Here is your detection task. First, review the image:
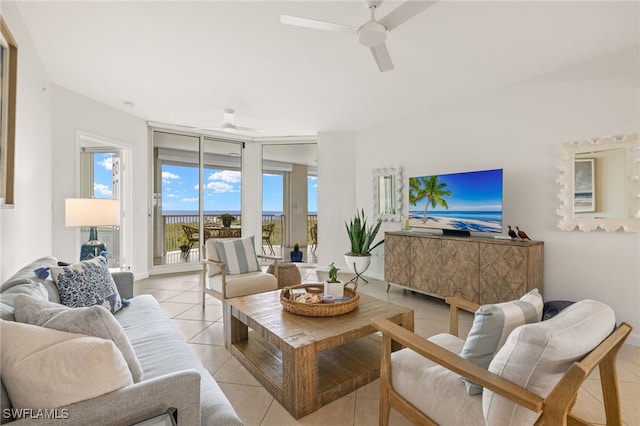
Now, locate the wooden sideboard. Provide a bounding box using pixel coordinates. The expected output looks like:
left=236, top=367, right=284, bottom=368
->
left=384, top=231, right=544, bottom=304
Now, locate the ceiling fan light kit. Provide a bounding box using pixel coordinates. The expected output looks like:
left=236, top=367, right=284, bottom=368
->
left=280, top=0, right=436, bottom=72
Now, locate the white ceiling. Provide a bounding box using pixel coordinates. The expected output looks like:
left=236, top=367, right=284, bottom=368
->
left=15, top=1, right=640, bottom=137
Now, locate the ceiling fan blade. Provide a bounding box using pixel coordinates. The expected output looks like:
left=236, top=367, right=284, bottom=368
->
left=280, top=15, right=357, bottom=34
left=379, top=1, right=437, bottom=31
left=370, top=44, right=394, bottom=72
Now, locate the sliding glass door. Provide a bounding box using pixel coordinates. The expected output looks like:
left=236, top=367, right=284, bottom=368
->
left=151, top=129, right=242, bottom=271
left=262, top=142, right=317, bottom=264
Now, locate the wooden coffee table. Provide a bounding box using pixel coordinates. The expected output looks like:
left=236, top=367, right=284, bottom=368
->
left=223, top=289, right=414, bottom=419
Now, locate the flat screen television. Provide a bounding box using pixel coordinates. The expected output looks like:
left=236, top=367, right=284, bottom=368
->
left=408, top=168, right=503, bottom=236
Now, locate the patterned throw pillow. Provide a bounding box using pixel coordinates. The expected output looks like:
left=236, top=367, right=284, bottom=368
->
left=50, top=256, right=123, bottom=313
left=13, top=294, right=143, bottom=383
left=460, top=288, right=544, bottom=395
left=215, top=236, right=260, bottom=274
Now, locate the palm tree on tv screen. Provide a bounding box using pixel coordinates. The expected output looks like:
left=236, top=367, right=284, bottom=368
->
left=409, top=175, right=452, bottom=222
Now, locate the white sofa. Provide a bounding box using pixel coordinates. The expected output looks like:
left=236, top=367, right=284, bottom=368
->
left=0, top=256, right=243, bottom=426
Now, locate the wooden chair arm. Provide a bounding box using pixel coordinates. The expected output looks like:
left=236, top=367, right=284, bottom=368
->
left=371, top=317, right=544, bottom=413
left=445, top=296, right=479, bottom=337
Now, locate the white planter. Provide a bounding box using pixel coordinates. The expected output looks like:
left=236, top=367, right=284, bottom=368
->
left=344, top=254, right=371, bottom=275
left=324, top=280, right=344, bottom=298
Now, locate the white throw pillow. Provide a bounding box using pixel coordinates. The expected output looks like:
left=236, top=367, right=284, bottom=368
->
left=0, top=320, right=133, bottom=410
left=50, top=256, right=123, bottom=313
left=460, top=288, right=543, bottom=394
left=483, top=299, right=615, bottom=425
left=215, top=236, right=260, bottom=274
left=13, top=294, right=143, bottom=383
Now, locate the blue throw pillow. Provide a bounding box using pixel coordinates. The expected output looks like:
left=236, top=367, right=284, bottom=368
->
left=50, top=256, right=123, bottom=313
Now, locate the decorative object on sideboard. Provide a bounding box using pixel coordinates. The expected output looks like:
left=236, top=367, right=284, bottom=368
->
left=507, top=225, right=517, bottom=239
left=65, top=198, right=120, bottom=261
left=557, top=133, right=639, bottom=232
left=516, top=226, right=530, bottom=240
left=345, top=209, right=385, bottom=283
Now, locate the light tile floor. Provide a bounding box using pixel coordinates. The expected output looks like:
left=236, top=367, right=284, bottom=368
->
left=134, top=269, right=640, bottom=426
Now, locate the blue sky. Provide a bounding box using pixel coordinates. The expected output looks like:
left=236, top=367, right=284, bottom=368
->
left=409, top=168, right=503, bottom=211
left=92, top=153, right=318, bottom=213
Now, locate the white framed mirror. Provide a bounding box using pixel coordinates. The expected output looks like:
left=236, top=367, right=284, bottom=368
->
left=557, top=133, right=639, bottom=232
left=373, top=167, right=403, bottom=222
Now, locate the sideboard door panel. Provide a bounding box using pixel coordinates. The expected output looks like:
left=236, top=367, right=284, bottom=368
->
left=384, top=234, right=411, bottom=286
left=411, top=237, right=442, bottom=295
left=442, top=240, right=479, bottom=303
left=479, top=244, right=527, bottom=304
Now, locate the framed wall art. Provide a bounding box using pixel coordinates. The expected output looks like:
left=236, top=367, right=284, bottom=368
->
left=0, top=17, right=17, bottom=206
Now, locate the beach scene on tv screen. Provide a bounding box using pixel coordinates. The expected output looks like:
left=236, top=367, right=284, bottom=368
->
left=408, top=169, right=503, bottom=233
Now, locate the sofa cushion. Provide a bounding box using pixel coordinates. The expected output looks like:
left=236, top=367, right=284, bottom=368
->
left=460, top=288, right=543, bottom=394
left=13, top=294, right=143, bottom=383
left=391, top=333, right=484, bottom=426
left=0, top=319, right=133, bottom=410
left=0, top=280, right=49, bottom=321
left=215, top=236, right=260, bottom=274
left=50, top=256, right=123, bottom=313
left=483, top=299, right=615, bottom=425
left=115, top=295, right=242, bottom=425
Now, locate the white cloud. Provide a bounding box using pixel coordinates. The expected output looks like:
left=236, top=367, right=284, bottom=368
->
left=94, top=183, right=112, bottom=197
left=181, top=197, right=198, bottom=203
left=165, top=194, right=179, bottom=198
left=206, top=182, right=234, bottom=193
left=208, top=170, right=241, bottom=183
left=162, top=171, right=180, bottom=179
left=98, top=156, right=113, bottom=170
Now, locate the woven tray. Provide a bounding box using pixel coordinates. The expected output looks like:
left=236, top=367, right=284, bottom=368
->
left=280, top=282, right=359, bottom=317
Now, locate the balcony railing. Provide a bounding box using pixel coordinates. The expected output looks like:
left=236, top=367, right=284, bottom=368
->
left=161, top=213, right=317, bottom=254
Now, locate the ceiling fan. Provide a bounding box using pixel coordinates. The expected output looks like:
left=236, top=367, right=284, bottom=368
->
left=280, top=0, right=436, bottom=72
left=198, top=109, right=264, bottom=134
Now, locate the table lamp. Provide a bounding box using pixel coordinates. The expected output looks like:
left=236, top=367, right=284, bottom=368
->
left=65, top=198, right=120, bottom=260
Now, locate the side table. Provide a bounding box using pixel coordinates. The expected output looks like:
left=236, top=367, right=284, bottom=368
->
left=267, top=262, right=301, bottom=288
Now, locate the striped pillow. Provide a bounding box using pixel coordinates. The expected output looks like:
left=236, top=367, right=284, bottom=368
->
left=460, top=288, right=543, bottom=395
left=215, top=236, right=260, bottom=274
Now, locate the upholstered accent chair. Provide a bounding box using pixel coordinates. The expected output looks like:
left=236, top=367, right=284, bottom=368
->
left=201, top=237, right=280, bottom=302
left=372, top=296, right=631, bottom=426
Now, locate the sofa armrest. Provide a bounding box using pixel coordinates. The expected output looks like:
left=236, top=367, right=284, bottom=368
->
left=5, top=370, right=201, bottom=425
left=112, top=271, right=134, bottom=299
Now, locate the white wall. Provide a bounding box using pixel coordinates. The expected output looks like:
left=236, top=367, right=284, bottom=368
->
left=51, top=85, right=149, bottom=277
left=349, top=49, right=640, bottom=344
left=0, top=3, right=53, bottom=281
left=316, top=132, right=357, bottom=273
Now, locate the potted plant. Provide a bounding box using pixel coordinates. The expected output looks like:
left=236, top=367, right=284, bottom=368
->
left=219, top=213, right=235, bottom=228
left=344, top=208, right=385, bottom=278
left=324, top=262, right=343, bottom=298
left=290, top=243, right=303, bottom=262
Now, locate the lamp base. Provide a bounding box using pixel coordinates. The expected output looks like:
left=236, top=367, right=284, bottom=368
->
left=80, top=227, right=107, bottom=260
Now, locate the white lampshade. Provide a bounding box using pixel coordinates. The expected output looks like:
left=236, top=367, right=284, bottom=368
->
left=65, top=198, right=120, bottom=227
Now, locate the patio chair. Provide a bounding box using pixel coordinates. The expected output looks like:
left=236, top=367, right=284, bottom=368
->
left=181, top=225, right=211, bottom=259
left=262, top=223, right=275, bottom=255
left=310, top=223, right=317, bottom=253
left=371, top=295, right=631, bottom=426
left=201, top=236, right=281, bottom=301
